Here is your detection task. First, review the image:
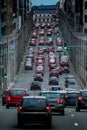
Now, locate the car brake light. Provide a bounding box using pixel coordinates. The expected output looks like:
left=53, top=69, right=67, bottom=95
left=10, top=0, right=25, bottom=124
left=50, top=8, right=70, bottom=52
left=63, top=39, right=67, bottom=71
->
left=7, top=95, right=11, bottom=101
left=46, top=106, right=50, bottom=112
left=18, top=106, right=23, bottom=111
left=78, top=96, right=83, bottom=101
left=65, top=95, right=69, bottom=98
left=56, top=99, right=64, bottom=103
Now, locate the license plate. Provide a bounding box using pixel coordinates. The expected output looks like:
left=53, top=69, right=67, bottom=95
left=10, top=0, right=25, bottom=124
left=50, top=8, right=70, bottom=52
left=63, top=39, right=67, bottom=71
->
left=51, top=106, right=55, bottom=109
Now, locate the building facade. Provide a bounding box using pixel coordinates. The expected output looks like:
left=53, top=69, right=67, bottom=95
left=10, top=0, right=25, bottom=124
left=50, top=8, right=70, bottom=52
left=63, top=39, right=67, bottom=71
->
left=0, top=0, right=32, bottom=89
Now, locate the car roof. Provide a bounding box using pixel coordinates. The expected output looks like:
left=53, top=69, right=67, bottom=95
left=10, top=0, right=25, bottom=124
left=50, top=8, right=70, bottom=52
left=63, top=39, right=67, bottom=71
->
left=40, top=90, right=61, bottom=94
left=23, top=96, right=47, bottom=99
left=66, top=90, right=80, bottom=94
left=80, top=89, right=87, bottom=92
left=8, top=87, right=28, bottom=91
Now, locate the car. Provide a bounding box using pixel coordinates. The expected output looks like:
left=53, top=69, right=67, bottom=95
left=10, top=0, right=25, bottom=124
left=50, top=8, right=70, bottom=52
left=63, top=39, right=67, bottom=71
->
left=24, top=61, right=33, bottom=70
left=30, top=81, right=41, bottom=90
left=39, top=91, right=65, bottom=115
left=49, top=70, right=59, bottom=78
left=6, top=88, right=29, bottom=108
left=54, top=67, right=63, bottom=75
left=35, top=69, right=44, bottom=76
left=76, top=89, right=87, bottom=111
left=39, top=30, right=45, bottom=36
left=60, top=55, right=69, bottom=67
left=17, top=96, right=52, bottom=127
left=56, top=37, right=63, bottom=46
left=50, top=86, right=63, bottom=91
left=49, top=76, right=59, bottom=85
left=56, top=46, right=63, bottom=52
left=1, top=89, right=8, bottom=106
left=62, top=66, right=70, bottom=73
left=47, top=32, right=52, bottom=37
left=29, top=39, right=36, bottom=46
left=37, top=48, right=44, bottom=55
left=64, top=90, right=80, bottom=106
left=33, top=73, right=43, bottom=82
left=65, top=74, right=76, bottom=85
left=38, top=39, right=45, bottom=45
left=36, top=65, right=44, bottom=72
left=49, top=63, right=57, bottom=70
left=47, top=46, right=55, bottom=53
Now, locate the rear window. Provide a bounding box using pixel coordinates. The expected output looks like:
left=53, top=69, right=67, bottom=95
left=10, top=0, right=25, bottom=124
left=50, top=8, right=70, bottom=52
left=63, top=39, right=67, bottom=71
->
left=40, top=93, right=60, bottom=99
left=52, top=87, right=60, bottom=91
left=22, top=98, right=46, bottom=107
left=82, top=91, right=87, bottom=97
left=68, top=93, right=79, bottom=97
left=3, top=90, right=8, bottom=95
left=9, top=90, right=25, bottom=95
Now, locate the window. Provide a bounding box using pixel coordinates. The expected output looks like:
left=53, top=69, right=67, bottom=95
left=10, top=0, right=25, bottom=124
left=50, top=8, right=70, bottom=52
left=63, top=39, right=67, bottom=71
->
left=84, top=15, right=87, bottom=22
left=85, top=2, right=87, bottom=9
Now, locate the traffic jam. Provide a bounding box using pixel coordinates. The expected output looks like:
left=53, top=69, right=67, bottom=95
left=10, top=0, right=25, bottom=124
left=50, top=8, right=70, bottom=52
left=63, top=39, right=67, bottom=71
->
left=1, top=12, right=87, bottom=128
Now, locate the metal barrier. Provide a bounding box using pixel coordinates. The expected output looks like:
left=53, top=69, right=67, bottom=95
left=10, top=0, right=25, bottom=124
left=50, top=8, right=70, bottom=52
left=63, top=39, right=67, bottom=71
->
left=59, top=9, right=87, bottom=88
left=0, top=15, right=33, bottom=90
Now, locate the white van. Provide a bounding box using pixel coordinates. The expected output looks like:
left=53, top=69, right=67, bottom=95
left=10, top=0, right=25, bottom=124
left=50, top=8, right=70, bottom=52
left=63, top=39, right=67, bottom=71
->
left=60, top=55, right=69, bottom=62
left=60, top=55, right=69, bottom=67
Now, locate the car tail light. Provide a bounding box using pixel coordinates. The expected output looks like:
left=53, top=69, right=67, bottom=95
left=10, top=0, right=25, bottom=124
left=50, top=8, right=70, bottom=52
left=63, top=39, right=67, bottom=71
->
left=65, top=95, right=69, bottom=98
left=18, top=106, right=23, bottom=111
left=7, top=95, right=11, bottom=101
left=56, top=99, right=64, bottom=103
left=46, top=106, right=50, bottom=112
left=78, top=96, right=83, bottom=101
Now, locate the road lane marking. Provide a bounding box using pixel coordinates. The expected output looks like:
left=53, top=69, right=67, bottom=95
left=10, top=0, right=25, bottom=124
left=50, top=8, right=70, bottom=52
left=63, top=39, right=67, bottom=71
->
left=71, top=114, right=74, bottom=117
left=74, top=123, right=78, bottom=127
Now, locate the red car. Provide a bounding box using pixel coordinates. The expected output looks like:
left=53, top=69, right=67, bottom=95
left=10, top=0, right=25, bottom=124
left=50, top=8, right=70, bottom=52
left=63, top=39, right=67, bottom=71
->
left=37, top=48, right=44, bottom=55
left=38, top=39, right=45, bottom=45
left=60, top=61, right=69, bottom=67
left=36, top=59, right=44, bottom=66
left=6, top=88, right=29, bottom=108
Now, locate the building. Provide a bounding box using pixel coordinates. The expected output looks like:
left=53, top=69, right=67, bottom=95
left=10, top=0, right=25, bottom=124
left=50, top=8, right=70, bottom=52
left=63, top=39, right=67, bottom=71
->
left=0, top=0, right=32, bottom=89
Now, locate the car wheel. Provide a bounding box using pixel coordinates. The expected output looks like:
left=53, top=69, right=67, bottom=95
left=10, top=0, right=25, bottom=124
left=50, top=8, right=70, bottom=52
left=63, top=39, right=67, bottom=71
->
left=17, top=119, right=23, bottom=127
left=2, top=102, right=5, bottom=106
left=6, top=104, right=9, bottom=109
left=46, top=120, right=52, bottom=128
left=61, top=110, right=65, bottom=115
left=76, top=106, right=80, bottom=112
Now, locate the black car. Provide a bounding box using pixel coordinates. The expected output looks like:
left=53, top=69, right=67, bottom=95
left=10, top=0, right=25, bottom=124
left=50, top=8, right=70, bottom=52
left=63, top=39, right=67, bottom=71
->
left=49, top=76, right=59, bottom=85
left=1, top=89, right=8, bottom=106
left=30, top=81, right=41, bottom=90
left=64, top=90, right=80, bottom=106
left=76, top=89, right=87, bottom=111
left=39, top=91, right=65, bottom=115
left=33, top=74, right=43, bottom=82
left=17, top=96, right=52, bottom=128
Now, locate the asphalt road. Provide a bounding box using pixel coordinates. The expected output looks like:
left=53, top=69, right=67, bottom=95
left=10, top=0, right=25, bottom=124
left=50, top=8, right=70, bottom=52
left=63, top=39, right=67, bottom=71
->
left=0, top=21, right=86, bottom=130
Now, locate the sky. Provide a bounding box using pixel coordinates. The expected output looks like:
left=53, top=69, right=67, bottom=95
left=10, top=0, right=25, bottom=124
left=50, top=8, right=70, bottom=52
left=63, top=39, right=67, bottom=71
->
left=31, top=0, right=60, bottom=6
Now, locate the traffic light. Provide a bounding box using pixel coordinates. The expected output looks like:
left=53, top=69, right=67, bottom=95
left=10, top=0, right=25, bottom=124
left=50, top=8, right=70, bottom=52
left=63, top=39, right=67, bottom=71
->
left=4, top=73, right=7, bottom=79
left=64, top=42, right=68, bottom=50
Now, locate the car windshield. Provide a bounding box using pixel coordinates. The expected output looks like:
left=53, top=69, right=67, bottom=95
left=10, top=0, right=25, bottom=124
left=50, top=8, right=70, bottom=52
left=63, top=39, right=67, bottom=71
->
left=22, top=98, right=46, bottom=107
left=40, top=93, right=60, bottom=99
left=10, top=90, right=25, bottom=95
